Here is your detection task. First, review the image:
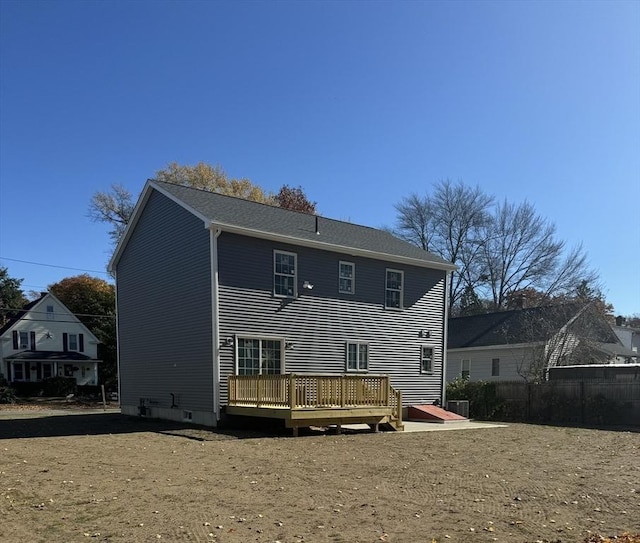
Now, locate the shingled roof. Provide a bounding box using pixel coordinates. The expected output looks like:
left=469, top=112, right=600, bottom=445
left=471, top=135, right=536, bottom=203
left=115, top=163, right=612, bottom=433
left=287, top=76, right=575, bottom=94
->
left=111, top=180, right=455, bottom=271
left=448, top=304, right=619, bottom=349
left=0, top=293, right=45, bottom=335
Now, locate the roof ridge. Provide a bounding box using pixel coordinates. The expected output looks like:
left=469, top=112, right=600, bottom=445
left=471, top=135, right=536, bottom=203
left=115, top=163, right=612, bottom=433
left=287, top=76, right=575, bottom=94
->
left=152, top=179, right=391, bottom=233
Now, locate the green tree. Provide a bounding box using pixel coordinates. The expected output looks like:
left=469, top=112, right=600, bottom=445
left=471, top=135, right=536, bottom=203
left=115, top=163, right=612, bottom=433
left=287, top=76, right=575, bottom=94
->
left=48, top=275, right=117, bottom=388
left=0, top=267, right=27, bottom=327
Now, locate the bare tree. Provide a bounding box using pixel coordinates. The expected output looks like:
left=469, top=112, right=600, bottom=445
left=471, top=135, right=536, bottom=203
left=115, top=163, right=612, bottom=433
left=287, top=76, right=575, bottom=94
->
left=394, top=180, right=493, bottom=308
left=477, top=200, right=597, bottom=309
left=88, top=184, right=135, bottom=246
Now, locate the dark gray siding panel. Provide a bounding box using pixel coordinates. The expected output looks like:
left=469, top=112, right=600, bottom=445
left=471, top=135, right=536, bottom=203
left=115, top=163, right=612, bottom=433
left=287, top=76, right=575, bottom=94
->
left=218, top=233, right=446, bottom=406
left=116, top=190, right=213, bottom=412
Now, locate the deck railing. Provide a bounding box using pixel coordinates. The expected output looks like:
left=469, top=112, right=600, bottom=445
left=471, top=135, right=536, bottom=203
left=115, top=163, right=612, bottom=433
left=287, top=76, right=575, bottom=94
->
left=228, top=374, right=393, bottom=410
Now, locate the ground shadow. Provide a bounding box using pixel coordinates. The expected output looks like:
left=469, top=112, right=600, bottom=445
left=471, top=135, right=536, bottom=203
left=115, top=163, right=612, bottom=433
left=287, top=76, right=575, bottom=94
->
left=0, top=412, right=288, bottom=441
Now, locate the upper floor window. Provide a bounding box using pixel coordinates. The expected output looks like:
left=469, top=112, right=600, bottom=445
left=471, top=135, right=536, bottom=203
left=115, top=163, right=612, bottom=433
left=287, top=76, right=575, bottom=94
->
left=63, top=332, right=84, bottom=352
left=274, top=250, right=297, bottom=298
left=491, top=358, right=500, bottom=376
left=46, top=305, right=54, bottom=320
left=339, top=261, right=355, bottom=294
left=385, top=269, right=404, bottom=309
left=18, top=331, right=29, bottom=349
left=420, top=346, right=434, bottom=374
left=346, top=342, right=368, bottom=372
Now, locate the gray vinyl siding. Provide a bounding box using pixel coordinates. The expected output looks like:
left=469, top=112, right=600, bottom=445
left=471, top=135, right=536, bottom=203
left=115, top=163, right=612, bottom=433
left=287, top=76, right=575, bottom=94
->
left=446, top=347, right=532, bottom=382
left=116, top=191, right=213, bottom=412
left=218, top=233, right=446, bottom=406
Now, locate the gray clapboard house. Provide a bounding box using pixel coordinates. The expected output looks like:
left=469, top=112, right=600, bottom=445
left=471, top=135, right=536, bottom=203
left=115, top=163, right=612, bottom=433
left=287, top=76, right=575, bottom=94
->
left=109, top=180, right=456, bottom=429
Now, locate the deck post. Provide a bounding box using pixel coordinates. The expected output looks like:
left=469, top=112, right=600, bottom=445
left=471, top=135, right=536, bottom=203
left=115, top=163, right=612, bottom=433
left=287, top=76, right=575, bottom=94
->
left=257, top=375, right=263, bottom=407
left=288, top=374, right=296, bottom=408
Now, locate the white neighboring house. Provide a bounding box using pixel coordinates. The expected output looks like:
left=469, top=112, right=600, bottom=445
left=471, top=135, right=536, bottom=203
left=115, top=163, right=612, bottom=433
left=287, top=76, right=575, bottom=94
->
left=446, top=305, right=637, bottom=383
left=0, top=292, right=100, bottom=386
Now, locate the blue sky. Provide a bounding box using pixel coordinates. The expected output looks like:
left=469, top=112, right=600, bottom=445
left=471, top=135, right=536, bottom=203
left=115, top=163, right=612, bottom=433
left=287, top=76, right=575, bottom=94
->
left=1, top=0, right=638, bottom=315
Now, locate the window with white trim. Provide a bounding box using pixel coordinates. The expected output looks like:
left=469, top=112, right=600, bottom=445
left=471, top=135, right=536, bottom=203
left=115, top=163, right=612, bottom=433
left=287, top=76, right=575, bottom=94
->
left=420, top=346, right=434, bottom=374
left=68, top=334, right=79, bottom=351
left=461, top=359, right=470, bottom=379
left=274, top=250, right=297, bottom=298
left=46, top=305, right=54, bottom=320
left=385, top=269, right=404, bottom=309
left=491, top=358, right=500, bottom=376
left=339, top=261, right=355, bottom=294
left=42, top=363, right=53, bottom=379
left=346, top=342, right=368, bottom=372
left=236, top=337, right=284, bottom=375
left=18, top=331, right=29, bottom=349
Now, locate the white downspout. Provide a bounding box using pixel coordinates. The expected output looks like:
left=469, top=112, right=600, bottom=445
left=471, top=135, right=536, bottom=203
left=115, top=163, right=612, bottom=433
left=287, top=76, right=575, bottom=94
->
left=210, top=224, right=222, bottom=423
left=441, top=270, right=451, bottom=407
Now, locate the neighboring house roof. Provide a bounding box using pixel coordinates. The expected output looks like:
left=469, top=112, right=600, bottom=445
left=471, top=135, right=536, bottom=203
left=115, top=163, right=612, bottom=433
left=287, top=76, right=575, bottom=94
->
left=109, top=180, right=456, bottom=272
left=0, top=294, right=44, bottom=335
left=0, top=292, right=101, bottom=345
left=595, top=342, right=638, bottom=359
left=448, top=304, right=619, bottom=349
left=4, top=351, right=98, bottom=362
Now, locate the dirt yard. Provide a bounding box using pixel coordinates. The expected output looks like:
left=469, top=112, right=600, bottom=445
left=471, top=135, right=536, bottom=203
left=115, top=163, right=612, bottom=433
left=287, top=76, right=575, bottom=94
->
left=0, top=406, right=638, bottom=543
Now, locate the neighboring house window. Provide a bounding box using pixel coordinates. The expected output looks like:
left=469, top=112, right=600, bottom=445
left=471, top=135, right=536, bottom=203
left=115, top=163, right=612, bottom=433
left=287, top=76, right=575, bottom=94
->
left=236, top=337, right=283, bottom=375
left=42, top=363, right=53, bottom=379
left=18, top=331, right=29, bottom=349
left=63, top=333, right=84, bottom=352
left=385, top=269, right=404, bottom=309
left=12, top=362, right=25, bottom=381
left=346, top=342, right=368, bottom=371
left=46, top=305, right=54, bottom=320
left=491, top=358, right=500, bottom=376
left=421, top=346, right=434, bottom=374
left=461, top=359, right=470, bottom=379
left=339, top=261, right=355, bottom=294
left=274, top=250, right=297, bottom=298
left=64, top=364, right=74, bottom=377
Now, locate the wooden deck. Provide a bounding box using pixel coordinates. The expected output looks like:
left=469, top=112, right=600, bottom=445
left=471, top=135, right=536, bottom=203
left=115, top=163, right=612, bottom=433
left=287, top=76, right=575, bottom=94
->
left=227, top=374, right=404, bottom=435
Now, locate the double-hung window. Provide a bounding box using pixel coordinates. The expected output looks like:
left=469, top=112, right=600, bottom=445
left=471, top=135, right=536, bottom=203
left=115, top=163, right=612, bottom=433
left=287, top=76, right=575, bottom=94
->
left=236, top=337, right=283, bottom=375
left=18, top=331, right=29, bottom=349
left=420, top=346, right=434, bottom=374
left=274, top=250, right=297, bottom=298
left=385, top=269, right=404, bottom=309
left=461, top=359, right=470, bottom=379
left=491, top=358, right=500, bottom=377
left=346, top=342, right=368, bottom=372
left=339, top=261, right=355, bottom=294
left=46, top=305, right=54, bottom=320
left=68, top=334, right=79, bottom=351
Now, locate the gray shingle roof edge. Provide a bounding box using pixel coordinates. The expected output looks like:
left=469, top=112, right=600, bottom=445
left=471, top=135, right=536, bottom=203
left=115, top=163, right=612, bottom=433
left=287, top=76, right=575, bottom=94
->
left=112, top=180, right=456, bottom=272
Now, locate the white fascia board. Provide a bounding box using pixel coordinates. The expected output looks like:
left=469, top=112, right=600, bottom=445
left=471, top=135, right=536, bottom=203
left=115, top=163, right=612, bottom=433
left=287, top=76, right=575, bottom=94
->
left=108, top=180, right=211, bottom=273
left=207, top=222, right=457, bottom=272
left=448, top=341, right=546, bottom=353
